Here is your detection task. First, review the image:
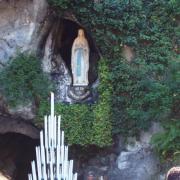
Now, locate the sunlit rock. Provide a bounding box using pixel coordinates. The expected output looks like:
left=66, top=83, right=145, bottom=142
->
left=8, top=102, right=35, bottom=120
left=0, top=0, right=47, bottom=67
left=116, top=122, right=164, bottom=180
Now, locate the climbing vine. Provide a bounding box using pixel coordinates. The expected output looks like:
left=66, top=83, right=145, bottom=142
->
left=0, top=0, right=179, bottom=153
left=46, top=0, right=180, bottom=156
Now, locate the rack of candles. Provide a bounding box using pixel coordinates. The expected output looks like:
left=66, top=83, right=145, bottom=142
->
left=28, top=92, right=78, bottom=180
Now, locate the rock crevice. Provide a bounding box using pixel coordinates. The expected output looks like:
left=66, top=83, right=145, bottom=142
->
left=0, top=115, right=39, bottom=139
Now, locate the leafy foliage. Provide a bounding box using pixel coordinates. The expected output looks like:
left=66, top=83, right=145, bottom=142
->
left=38, top=102, right=94, bottom=146
left=47, top=0, right=180, bottom=150
left=48, top=0, right=180, bottom=136
left=0, top=0, right=179, bottom=150
left=151, top=119, right=180, bottom=161
left=111, top=58, right=173, bottom=135
left=0, top=53, right=52, bottom=106
left=151, top=59, right=180, bottom=161
left=91, top=59, right=112, bottom=146
left=56, top=103, right=94, bottom=146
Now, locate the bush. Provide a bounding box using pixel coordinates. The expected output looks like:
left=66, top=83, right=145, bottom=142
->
left=151, top=119, right=180, bottom=161
left=0, top=53, right=52, bottom=107
left=56, top=103, right=94, bottom=146
left=91, top=59, right=112, bottom=146
left=45, top=0, right=180, bottom=151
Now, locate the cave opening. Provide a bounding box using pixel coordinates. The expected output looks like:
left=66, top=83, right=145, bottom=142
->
left=0, top=133, right=39, bottom=180
left=43, top=18, right=99, bottom=85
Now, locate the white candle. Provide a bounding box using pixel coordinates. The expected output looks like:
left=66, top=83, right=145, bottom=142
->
left=56, top=145, right=60, bottom=178
left=50, top=159, right=54, bottom=180
left=44, top=116, right=48, bottom=149
left=41, top=145, right=46, bottom=168
left=28, top=174, right=32, bottom=180
left=71, top=160, right=74, bottom=180
left=31, top=161, right=37, bottom=180
left=57, top=116, right=61, bottom=146
left=73, top=173, right=78, bottom=180
left=48, top=115, right=52, bottom=147
left=51, top=92, right=54, bottom=118
left=38, top=148, right=42, bottom=179
left=68, top=161, right=72, bottom=180
left=40, top=131, right=44, bottom=163
left=54, top=115, right=57, bottom=147
left=29, top=92, right=77, bottom=180
left=62, top=131, right=64, bottom=147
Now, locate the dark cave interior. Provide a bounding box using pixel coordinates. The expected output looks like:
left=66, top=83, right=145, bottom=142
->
left=0, top=133, right=39, bottom=180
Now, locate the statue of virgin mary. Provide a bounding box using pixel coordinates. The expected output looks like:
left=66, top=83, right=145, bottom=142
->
left=71, top=29, right=89, bottom=86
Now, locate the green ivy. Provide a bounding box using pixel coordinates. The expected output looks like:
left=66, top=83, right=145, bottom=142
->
left=111, top=58, right=173, bottom=135
left=0, top=53, right=52, bottom=107
left=48, top=0, right=180, bottom=135
left=151, top=119, right=180, bottom=161
left=91, top=59, right=112, bottom=146
left=56, top=103, right=94, bottom=146
left=46, top=0, right=180, bottom=150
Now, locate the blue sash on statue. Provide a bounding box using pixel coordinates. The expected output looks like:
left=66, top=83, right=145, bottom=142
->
left=76, top=48, right=83, bottom=77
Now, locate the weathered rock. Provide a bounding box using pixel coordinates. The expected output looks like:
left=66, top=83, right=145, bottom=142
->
left=79, top=123, right=164, bottom=180
left=0, top=115, right=39, bottom=139
left=117, top=148, right=159, bottom=180
left=0, top=158, right=16, bottom=180
left=42, top=29, right=53, bottom=73
left=0, top=172, right=11, bottom=180
left=52, top=55, right=72, bottom=103
left=62, top=121, right=170, bottom=180
left=121, top=45, right=135, bottom=62
left=8, top=102, right=36, bottom=120
left=0, top=0, right=48, bottom=118
left=116, top=122, right=164, bottom=180
left=0, top=0, right=48, bottom=66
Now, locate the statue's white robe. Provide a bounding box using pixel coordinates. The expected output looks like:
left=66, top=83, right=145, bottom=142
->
left=71, top=38, right=89, bottom=86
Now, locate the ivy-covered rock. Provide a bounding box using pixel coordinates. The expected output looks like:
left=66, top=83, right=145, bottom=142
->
left=47, top=0, right=180, bottom=157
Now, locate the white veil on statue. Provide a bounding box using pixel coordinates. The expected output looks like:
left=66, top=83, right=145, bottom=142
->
left=71, top=29, right=89, bottom=86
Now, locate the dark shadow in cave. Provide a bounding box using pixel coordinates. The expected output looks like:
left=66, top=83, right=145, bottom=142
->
left=0, top=133, right=39, bottom=180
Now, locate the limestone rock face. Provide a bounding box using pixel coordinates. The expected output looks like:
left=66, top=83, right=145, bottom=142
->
left=0, top=0, right=99, bottom=117
left=116, top=122, right=164, bottom=180
left=8, top=102, right=36, bottom=120
left=0, top=0, right=48, bottom=118
left=0, top=173, right=11, bottom=180
left=121, top=45, right=135, bottom=62
left=76, top=122, right=164, bottom=180
left=0, top=0, right=48, bottom=69
left=53, top=56, right=72, bottom=103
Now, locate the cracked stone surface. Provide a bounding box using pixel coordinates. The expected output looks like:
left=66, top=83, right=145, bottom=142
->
left=0, top=0, right=47, bottom=68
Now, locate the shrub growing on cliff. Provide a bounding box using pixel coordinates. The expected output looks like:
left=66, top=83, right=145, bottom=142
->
left=40, top=0, right=180, bottom=152
left=91, top=59, right=112, bottom=146
left=0, top=53, right=52, bottom=107
left=151, top=119, right=180, bottom=161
